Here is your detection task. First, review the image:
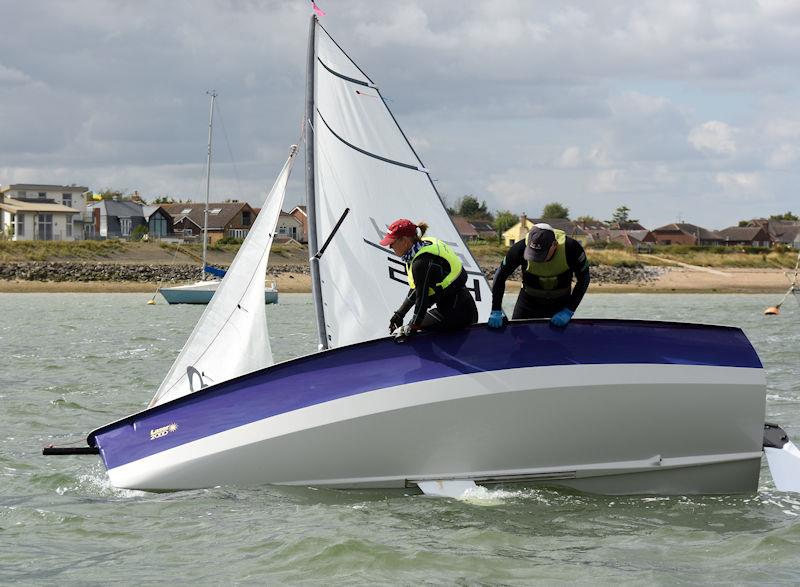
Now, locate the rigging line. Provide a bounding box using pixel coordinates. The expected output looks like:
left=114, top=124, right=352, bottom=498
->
left=214, top=99, right=244, bottom=200
left=316, top=109, right=425, bottom=172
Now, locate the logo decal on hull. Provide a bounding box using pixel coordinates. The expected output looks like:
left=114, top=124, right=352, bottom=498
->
left=150, top=423, right=179, bottom=440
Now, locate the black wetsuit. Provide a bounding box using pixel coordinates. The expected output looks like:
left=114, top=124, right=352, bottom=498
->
left=491, top=237, right=590, bottom=319
left=394, top=252, right=478, bottom=332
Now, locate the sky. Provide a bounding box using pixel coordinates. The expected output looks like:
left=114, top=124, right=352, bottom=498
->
left=1, top=0, right=799, bottom=229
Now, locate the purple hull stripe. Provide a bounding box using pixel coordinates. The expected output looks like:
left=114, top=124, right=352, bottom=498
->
left=89, top=320, right=762, bottom=470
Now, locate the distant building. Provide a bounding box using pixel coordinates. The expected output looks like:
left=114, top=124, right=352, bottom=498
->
left=142, top=205, right=174, bottom=239
left=717, top=226, right=772, bottom=247
left=451, top=216, right=479, bottom=241
left=85, top=200, right=147, bottom=239
left=650, top=223, right=723, bottom=246
left=467, top=219, right=497, bottom=240
left=289, top=205, right=308, bottom=243
left=0, top=183, right=86, bottom=241
left=277, top=211, right=303, bottom=242
left=161, top=202, right=256, bottom=243
left=501, top=214, right=589, bottom=246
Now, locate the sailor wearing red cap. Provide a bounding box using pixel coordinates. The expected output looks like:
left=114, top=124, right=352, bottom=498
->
left=488, top=224, right=590, bottom=328
left=380, top=218, right=478, bottom=335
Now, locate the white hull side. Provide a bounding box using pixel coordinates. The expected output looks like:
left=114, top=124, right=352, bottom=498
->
left=108, top=364, right=766, bottom=494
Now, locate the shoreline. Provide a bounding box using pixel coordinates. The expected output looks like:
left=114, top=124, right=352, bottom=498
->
left=0, top=267, right=791, bottom=294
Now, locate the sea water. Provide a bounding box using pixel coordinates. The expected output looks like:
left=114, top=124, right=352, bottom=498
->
left=0, top=293, right=798, bottom=584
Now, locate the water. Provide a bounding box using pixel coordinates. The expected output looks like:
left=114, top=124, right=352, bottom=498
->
left=1, top=293, right=798, bottom=584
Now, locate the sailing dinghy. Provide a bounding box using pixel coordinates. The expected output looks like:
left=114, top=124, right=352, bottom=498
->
left=49, top=17, right=800, bottom=496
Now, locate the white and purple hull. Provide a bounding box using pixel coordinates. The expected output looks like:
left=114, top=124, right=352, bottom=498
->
left=88, top=320, right=766, bottom=494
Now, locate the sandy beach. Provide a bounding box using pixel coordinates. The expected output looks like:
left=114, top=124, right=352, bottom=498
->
left=0, top=267, right=792, bottom=295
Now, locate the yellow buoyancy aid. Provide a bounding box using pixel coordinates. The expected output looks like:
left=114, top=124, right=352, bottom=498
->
left=523, top=229, right=571, bottom=298
left=406, top=237, right=463, bottom=296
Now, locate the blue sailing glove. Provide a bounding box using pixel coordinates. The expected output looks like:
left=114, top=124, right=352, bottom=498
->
left=550, top=308, right=574, bottom=328
left=488, top=309, right=506, bottom=329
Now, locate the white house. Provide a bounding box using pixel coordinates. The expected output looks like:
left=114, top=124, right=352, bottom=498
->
left=277, top=210, right=303, bottom=242
left=0, top=184, right=85, bottom=241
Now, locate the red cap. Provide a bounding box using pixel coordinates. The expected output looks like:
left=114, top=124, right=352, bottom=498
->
left=380, top=219, right=417, bottom=246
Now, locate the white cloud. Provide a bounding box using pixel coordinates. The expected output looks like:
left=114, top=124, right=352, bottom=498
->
left=556, top=146, right=581, bottom=168
left=766, top=144, right=800, bottom=169
left=715, top=172, right=760, bottom=190
left=688, top=121, right=738, bottom=155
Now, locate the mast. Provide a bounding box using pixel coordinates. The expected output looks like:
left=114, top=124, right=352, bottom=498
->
left=201, top=90, right=217, bottom=280
left=305, top=15, right=328, bottom=349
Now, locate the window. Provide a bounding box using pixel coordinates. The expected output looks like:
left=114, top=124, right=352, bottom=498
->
left=209, top=208, right=222, bottom=215
left=151, top=215, right=168, bottom=237
left=35, top=213, right=53, bottom=240
left=181, top=208, right=193, bottom=214
left=62, top=193, right=72, bottom=207
left=278, top=226, right=287, bottom=234
left=14, top=213, right=25, bottom=237
left=119, top=217, right=132, bottom=237
left=16, top=191, right=26, bottom=197
left=229, top=228, right=248, bottom=239
left=66, top=218, right=73, bottom=238
left=242, top=211, right=252, bottom=226
left=38, top=192, right=47, bottom=199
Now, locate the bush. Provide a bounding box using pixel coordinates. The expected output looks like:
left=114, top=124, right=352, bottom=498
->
left=217, top=236, right=244, bottom=246
left=130, top=225, right=149, bottom=241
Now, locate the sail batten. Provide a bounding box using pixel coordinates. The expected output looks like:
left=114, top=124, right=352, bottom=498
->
left=309, top=19, right=491, bottom=349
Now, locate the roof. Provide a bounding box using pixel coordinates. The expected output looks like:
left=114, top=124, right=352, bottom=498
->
left=652, top=223, right=722, bottom=240
left=102, top=200, right=145, bottom=218
left=451, top=216, right=479, bottom=237
left=0, top=197, right=81, bottom=214
left=161, top=202, right=251, bottom=230
left=1, top=184, right=89, bottom=194
left=468, top=220, right=495, bottom=232
left=717, top=226, right=771, bottom=241
left=290, top=205, right=307, bottom=216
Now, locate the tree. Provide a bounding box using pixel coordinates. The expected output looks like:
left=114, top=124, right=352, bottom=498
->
left=455, top=195, right=492, bottom=220
left=574, top=215, right=603, bottom=227
left=770, top=211, right=799, bottom=221
left=541, top=202, right=569, bottom=219
left=153, top=195, right=176, bottom=204
left=493, top=210, right=518, bottom=237
left=608, top=205, right=638, bottom=225
left=738, top=220, right=750, bottom=227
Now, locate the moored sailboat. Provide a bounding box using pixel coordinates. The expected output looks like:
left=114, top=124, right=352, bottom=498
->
left=50, top=16, right=800, bottom=496
left=159, top=91, right=278, bottom=305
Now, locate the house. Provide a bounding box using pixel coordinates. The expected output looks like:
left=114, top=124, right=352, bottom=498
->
left=289, top=205, right=308, bottom=243
left=501, top=214, right=589, bottom=246
left=161, top=202, right=256, bottom=243
left=767, top=221, right=800, bottom=249
left=85, top=199, right=147, bottom=239
left=607, top=229, right=656, bottom=247
left=467, top=219, right=497, bottom=240
left=277, top=211, right=303, bottom=242
left=142, top=205, right=174, bottom=239
left=650, top=223, right=723, bottom=246
left=0, top=194, right=82, bottom=241
left=717, top=226, right=772, bottom=247
left=0, top=183, right=87, bottom=241
left=451, top=216, right=479, bottom=241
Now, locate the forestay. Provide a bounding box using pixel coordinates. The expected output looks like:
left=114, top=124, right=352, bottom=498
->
left=149, top=146, right=298, bottom=407
left=310, top=21, right=491, bottom=348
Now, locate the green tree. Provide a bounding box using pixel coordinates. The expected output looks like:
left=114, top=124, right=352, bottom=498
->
left=493, top=210, right=518, bottom=237
left=456, top=195, right=492, bottom=220
left=770, top=211, right=799, bottom=221
left=608, top=205, right=638, bottom=225
left=541, top=202, right=569, bottom=219
left=153, top=195, right=176, bottom=204
left=574, top=215, right=603, bottom=227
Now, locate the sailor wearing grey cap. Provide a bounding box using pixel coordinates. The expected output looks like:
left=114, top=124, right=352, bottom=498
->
left=488, top=224, right=590, bottom=328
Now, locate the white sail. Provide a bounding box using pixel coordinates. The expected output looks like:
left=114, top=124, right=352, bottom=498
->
left=149, top=146, right=298, bottom=407
left=310, top=21, right=491, bottom=348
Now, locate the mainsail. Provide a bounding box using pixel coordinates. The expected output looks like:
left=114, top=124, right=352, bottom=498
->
left=307, top=18, right=492, bottom=349
left=149, top=146, right=298, bottom=407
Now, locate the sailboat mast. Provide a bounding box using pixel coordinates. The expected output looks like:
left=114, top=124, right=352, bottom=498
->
left=304, top=15, right=328, bottom=349
left=201, top=90, right=217, bottom=281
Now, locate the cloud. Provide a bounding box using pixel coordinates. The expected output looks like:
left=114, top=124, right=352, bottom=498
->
left=688, top=121, right=738, bottom=155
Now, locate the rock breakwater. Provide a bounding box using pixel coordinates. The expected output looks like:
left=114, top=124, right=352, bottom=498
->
left=0, top=262, right=310, bottom=282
